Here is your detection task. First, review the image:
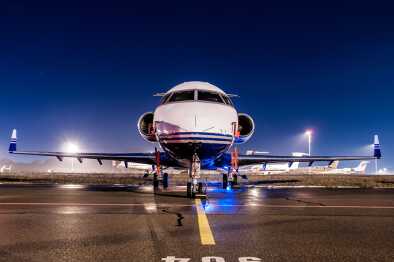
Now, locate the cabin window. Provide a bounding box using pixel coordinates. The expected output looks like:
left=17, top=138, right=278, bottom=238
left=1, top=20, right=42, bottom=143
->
left=167, top=90, right=195, bottom=102
left=198, top=91, right=225, bottom=104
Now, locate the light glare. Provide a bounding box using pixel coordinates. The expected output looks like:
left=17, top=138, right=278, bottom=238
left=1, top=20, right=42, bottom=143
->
left=64, top=142, right=80, bottom=154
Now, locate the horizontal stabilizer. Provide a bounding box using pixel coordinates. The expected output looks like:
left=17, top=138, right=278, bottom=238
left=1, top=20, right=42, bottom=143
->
left=374, top=135, right=381, bottom=159
left=8, top=129, right=17, bottom=153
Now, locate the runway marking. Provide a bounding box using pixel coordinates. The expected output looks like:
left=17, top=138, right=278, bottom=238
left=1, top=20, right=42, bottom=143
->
left=195, top=199, right=216, bottom=245
left=0, top=202, right=393, bottom=209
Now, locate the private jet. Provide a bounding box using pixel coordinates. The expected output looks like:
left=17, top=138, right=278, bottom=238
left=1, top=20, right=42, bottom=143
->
left=8, top=81, right=381, bottom=197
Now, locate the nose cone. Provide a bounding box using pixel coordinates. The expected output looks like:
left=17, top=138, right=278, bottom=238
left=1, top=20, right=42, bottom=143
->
left=154, top=102, right=237, bottom=135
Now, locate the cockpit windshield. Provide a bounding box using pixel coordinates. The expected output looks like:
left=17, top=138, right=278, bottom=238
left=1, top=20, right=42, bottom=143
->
left=167, top=90, right=195, bottom=102
left=160, top=89, right=233, bottom=106
left=197, top=91, right=224, bottom=104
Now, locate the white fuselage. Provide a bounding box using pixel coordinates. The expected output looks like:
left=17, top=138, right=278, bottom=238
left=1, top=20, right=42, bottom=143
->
left=154, top=101, right=237, bottom=166
left=149, top=82, right=240, bottom=168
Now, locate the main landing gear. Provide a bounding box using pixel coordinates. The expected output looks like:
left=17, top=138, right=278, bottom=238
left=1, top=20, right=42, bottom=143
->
left=187, top=154, right=207, bottom=198
left=223, top=147, right=240, bottom=189
left=151, top=148, right=169, bottom=191
left=222, top=169, right=239, bottom=189
left=151, top=172, right=169, bottom=189
left=151, top=171, right=169, bottom=190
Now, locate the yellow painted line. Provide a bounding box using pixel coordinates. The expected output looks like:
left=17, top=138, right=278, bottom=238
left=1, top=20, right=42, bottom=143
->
left=195, top=199, right=216, bottom=245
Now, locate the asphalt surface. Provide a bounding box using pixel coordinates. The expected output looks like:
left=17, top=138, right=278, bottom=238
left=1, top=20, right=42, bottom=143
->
left=0, top=183, right=393, bottom=262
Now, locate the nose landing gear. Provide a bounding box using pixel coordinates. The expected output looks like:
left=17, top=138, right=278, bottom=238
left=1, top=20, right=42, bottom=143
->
left=187, top=154, right=207, bottom=198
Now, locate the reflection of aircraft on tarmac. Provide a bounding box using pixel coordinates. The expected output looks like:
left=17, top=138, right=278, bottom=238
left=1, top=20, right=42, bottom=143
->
left=8, top=81, right=382, bottom=197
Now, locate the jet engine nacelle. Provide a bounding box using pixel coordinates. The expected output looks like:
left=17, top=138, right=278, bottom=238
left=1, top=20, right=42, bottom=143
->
left=235, top=113, right=255, bottom=144
left=137, top=112, right=157, bottom=142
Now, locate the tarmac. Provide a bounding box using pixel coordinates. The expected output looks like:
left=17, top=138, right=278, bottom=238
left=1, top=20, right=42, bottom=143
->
left=0, top=183, right=393, bottom=261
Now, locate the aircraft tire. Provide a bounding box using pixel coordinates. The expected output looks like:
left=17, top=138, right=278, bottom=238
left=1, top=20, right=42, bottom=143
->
left=233, top=174, right=238, bottom=185
left=163, top=173, right=169, bottom=188
left=197, top=182, right=203, bottom=194
left=153, top=174, right=159, bottom=189
left=222, top=173, right=228, bottom=189
left=187, top=182, right=193, bottom=198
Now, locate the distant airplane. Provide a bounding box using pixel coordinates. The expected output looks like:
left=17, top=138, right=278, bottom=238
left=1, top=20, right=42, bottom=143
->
left=0, top=165, right=12, bottom=173
left=239, top=152, right=305, bottom=174
left=8, top=81, right=382, bottom=197
left=113, top=161, right=153, bottom=173
left=321, top=161, right=369, bottom=175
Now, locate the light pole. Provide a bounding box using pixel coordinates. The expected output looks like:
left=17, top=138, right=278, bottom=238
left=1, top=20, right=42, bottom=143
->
left=305, top=130, right=312, bottom=156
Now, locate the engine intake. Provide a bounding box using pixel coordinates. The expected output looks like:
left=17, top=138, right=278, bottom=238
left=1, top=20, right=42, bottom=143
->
left=137, top=112, right=157, bottom=142
left=235, top=113, right=255, bottom=144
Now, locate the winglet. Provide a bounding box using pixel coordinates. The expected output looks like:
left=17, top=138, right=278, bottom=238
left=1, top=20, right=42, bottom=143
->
left=8, top=129, right=17, bottom=153
left=373, top=134, right=381, bottom=159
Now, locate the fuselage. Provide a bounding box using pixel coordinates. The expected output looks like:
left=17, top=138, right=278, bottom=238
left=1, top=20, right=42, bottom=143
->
left=152, top=82, right=239, bottom=168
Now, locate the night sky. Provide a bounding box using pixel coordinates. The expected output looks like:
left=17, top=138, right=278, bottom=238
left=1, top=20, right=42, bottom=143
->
left=1, top=1, right=393, bottom=171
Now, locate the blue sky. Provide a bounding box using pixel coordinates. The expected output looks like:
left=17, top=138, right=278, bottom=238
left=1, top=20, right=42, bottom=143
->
left=0, top=1, right=393, bottom=171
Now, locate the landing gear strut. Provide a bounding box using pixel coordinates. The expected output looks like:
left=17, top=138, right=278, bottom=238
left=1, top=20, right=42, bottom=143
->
left=228, top=147, right=239, bottom=189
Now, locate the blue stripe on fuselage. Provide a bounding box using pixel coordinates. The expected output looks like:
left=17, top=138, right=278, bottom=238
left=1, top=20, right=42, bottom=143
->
left=160, top=132, right=233, bottom=137
left=161, top=142, right=231, bottom=164
left=160, top=137, right=233, bottom=142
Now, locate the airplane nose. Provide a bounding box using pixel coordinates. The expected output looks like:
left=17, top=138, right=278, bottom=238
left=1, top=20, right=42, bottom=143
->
left=154, top=101, right=237, bottom=134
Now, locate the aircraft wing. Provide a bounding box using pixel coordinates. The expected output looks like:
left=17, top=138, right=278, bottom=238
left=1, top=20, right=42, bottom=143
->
left=238, top=135, right=381, bottom=167
left=8, top=129, right=166, bottom=167
left=238, top=155, right=378, bottom=167
left=10, top=151, right=158, bottom=165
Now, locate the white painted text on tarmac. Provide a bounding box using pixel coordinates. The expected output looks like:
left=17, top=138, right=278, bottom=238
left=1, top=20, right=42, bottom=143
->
left=161, top=256, right=262, bottom=261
